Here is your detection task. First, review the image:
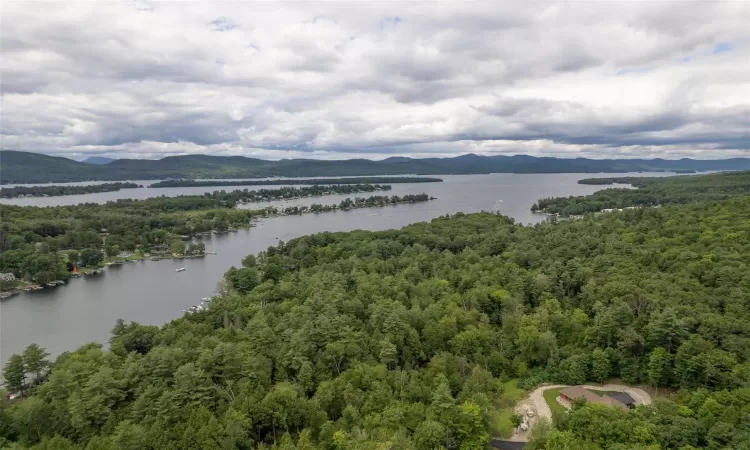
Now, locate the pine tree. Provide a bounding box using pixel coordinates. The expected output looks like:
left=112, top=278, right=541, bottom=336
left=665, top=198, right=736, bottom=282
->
left=2, top=354, right=26, bottom=396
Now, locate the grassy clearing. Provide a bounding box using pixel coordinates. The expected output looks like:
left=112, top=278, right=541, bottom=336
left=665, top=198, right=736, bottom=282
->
left=499, top=379, right=525, bottom=406
left=493, top=379, right=527, bottom=438
left=543, top=388, right=568, bottom=416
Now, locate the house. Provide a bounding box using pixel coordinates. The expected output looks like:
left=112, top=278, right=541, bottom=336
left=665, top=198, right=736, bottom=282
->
left=0, top=273, right=16, bottom=281
left=607, top=391, right=636, bottom=409
left=558, top=386, right=630, bottom=411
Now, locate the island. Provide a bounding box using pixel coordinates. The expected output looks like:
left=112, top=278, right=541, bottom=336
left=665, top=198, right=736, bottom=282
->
left=0, top=182, right=141, bottom=199
left=149, top=177, right=443, bottom=188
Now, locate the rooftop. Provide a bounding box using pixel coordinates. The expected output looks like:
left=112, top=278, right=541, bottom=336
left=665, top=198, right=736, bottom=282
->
left=560, top=386, right=629, bottom=411
left=607, top=391, right=636, bottom=406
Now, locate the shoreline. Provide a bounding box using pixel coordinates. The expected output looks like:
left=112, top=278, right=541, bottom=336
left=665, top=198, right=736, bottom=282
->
left=0, top=198, right=435, bottom=300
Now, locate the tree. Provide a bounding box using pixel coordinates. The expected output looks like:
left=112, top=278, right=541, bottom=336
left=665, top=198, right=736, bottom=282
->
left=186, top=242, right=206, bottom=255
left=557, top=354, right=588, bottom=385
left=647, top=347, right=672, bottom=391
left=646, top=308, right=688, bottom=353
left=511, top=413, right=525, bottom=433
left=429, top=378, right=457, bottom=427
left=2, top=354, right=25, bottom=395
left=67, top=250, right=80, bottom=264
left=379, top=339, right=398, bottom=368
left=526, top=417, right=552, bottom=450
left=589, top=348, right=610, bottom=384
left=226, top=266, right=260, bottom=293
left=170, top=240, right=184, bottom=256
left=413, top=420, right=445, bottom=450
left=80, top=248, right=103, bottom=266
left=22, top=344, right=50, bottom=384
left=241, top=254, right=257, bottom=268
left=106, top=245, right=120, bottom=257
left=454, top=401, right=489, bottom=450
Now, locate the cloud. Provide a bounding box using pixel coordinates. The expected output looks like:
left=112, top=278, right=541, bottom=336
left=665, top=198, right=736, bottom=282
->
left=1, top=1, right=749, bottom=160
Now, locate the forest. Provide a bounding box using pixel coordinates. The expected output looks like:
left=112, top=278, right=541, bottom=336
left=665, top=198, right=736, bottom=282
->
left=532, top=170, right=750, bottom=215
left=0, top=186, right=430, bottom=287
left=1, top=170, right=749, bottom=449
left=0, top=183, right=141, bottom=199
left=149, top=178, right=443, bottom=188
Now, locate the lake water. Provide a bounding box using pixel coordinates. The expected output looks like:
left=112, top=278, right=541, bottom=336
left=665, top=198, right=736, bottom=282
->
left=0, top=173, right=676, bottom=364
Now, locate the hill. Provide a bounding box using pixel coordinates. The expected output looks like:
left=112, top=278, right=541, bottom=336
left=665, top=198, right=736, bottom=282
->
left=0, top=151, right=99, bottom=184
left=82, top=157, right=114, bottom=165
left=3, top=150, right=750, bottom=183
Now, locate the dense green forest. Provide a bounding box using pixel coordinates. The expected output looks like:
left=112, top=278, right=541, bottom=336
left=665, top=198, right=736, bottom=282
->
left=0, top=183, right=141, bottom=199
left=4, top=150, right=750, bottom=183
left=149, top=178, right=443, bottom=188
left=532, top=171, right=750, bottom=215
left=0, top=186, right=430, bottom=287
left=2, top=170, right=750, bottom=448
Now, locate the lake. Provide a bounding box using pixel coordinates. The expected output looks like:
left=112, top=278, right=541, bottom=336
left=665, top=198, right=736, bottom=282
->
left=0, top=172, right=676, bottom=364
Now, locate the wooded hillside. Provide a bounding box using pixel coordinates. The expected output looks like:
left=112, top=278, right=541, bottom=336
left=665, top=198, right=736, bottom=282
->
left=2, top=178, right=749, bottom=448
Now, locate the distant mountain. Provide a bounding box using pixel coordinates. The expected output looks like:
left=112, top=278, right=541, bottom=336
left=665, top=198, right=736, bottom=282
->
left=2, top=150, right=750, bottom=184
left=1, top=151, right=99, bottom=184
left=82, top=156, right=115, bottom=165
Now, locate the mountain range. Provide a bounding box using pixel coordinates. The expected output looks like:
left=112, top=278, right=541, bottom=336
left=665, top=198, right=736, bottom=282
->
left=2, top=150, right=750, bottom=184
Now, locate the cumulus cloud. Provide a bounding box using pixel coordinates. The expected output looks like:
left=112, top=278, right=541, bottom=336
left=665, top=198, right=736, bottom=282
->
left=1, top=1, right=749, bottom=160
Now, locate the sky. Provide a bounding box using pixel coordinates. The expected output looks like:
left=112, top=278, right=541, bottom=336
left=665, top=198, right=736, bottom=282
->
left=2, top=1, right=749, bottom=161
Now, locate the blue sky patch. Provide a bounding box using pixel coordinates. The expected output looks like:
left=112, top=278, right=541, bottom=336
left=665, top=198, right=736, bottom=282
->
left=712, top=42, right=732, bottom=54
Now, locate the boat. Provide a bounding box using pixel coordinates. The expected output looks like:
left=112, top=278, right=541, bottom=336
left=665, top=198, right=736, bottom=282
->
left=176, top=268, right=186, bottom=272
left=183, top=304, right=205, bottom=314
left=201, top=297, right=212, bottom=302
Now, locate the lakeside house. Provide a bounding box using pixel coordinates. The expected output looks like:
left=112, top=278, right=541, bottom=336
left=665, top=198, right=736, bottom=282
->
left=558, top=386, right=635, bottom=411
